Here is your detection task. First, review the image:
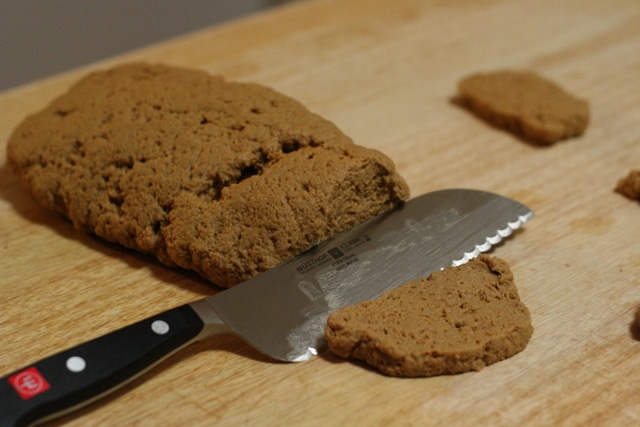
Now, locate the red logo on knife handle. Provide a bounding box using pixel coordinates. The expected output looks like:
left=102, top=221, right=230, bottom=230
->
left=8, top=367, right=51, bottom=400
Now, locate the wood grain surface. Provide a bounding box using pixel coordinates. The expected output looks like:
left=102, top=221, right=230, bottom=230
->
left=2, top=0, right=640, bottom=425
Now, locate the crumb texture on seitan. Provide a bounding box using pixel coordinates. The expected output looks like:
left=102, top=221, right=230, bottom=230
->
left=325, top=255, right=532, bottom=377
left=7, top=62, right=409, bottom=287
left=457, top=70, right=589, bottom=145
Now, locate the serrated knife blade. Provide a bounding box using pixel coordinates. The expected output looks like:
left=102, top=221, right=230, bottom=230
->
left=1, top=189, right=532, bottom=427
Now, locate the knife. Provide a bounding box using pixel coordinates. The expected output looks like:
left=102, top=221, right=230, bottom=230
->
left=0, top=189, right=532, bottom=427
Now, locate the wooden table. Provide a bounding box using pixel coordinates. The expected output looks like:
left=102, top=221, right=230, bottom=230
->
left=2, top=0, right=640, bottom=425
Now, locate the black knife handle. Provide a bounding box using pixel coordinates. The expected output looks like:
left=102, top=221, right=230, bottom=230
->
left=0, top=304, right=205, bottom=427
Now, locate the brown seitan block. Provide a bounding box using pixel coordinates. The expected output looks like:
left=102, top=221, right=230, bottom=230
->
left=7, top=62, right=409, bottom=288
left=325, top=255, right=532, bottom=377
left=615, top=170, right=640, bottom=201
left=457, top=70, right=589, bottom=145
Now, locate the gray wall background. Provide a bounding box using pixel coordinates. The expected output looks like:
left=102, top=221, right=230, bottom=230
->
left=0, top=1, right=291, bottom=91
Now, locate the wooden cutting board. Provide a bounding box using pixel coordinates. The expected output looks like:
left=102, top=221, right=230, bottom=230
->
left=2, top=0, right=640, bottom=425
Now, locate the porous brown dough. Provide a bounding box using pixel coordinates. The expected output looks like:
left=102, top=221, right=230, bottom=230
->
left=457, top=70, right=589, bottom=145
left=7, top=62, right=409, bottom=287
left=325, top=255, right=532, bottom=377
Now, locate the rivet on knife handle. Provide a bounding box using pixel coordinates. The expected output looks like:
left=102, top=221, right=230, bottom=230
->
left=0, top=304, right=226, bottom=427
